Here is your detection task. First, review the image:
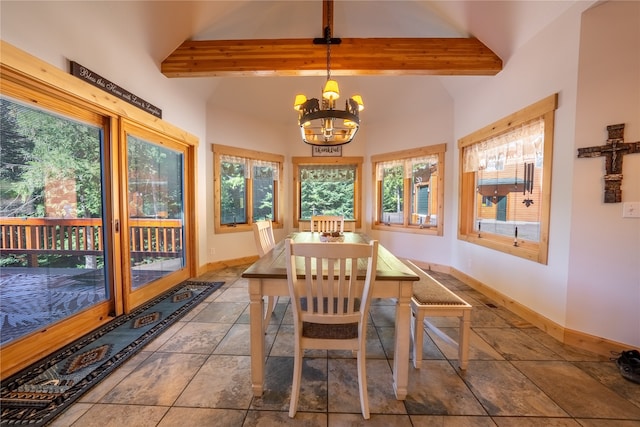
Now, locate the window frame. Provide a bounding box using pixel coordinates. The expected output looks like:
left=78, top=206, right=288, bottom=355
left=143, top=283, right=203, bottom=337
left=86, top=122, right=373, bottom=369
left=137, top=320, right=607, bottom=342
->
left=292, top=156, right=363, bottom=230
left=457, top=94, right=557, bottom=264
left=212, top=144, right=284, bottom=234
left=371, top=144, right=446, bottom=236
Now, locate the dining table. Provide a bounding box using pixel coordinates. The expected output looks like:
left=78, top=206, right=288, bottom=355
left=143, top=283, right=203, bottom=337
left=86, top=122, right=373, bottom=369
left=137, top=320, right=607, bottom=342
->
left=241, top=231, right=419, bottom=400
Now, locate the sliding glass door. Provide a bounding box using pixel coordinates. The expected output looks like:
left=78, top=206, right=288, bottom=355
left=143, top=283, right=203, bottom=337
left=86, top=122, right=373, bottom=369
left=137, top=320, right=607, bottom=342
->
left=0, top=54, right=197, bottom=378
left=121, top=123, right=191, bottom=310
left=0, top=95, right=109, bottom=346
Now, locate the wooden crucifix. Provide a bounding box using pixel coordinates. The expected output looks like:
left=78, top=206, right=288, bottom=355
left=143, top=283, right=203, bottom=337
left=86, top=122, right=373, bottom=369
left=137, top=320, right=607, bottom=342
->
left=577, top=123, right=640, bottom=203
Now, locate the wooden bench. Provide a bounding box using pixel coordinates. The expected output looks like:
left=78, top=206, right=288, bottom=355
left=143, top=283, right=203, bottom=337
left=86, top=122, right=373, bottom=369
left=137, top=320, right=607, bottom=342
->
left=403, top=259, right=472, bottom=370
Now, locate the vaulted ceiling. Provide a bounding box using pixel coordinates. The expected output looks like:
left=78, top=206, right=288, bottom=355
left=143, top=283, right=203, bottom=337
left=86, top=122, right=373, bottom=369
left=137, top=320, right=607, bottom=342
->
left=149, top=1, right=580, bottom=125
left=161, top=0, right=503, bottom=78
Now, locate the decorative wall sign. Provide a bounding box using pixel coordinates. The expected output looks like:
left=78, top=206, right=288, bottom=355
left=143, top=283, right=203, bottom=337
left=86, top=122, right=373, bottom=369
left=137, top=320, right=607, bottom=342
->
left=312, top=146, right=342, bottom=157
left=577, top=123, right=640, bottom=203
left=70, top=61, right=162, bottom=118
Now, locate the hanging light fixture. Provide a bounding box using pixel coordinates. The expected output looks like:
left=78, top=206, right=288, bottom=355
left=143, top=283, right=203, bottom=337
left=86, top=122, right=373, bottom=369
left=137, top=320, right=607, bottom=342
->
left=294, top=25, right=364, bottom=146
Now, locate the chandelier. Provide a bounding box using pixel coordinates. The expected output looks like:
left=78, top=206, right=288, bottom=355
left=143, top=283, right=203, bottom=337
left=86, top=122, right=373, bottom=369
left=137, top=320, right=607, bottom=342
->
left=293, top=25, right=364, bottom=146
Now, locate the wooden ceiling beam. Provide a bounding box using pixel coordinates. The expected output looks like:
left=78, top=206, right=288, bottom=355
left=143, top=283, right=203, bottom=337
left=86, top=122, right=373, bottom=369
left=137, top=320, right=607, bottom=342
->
left=160, top=37, right=502, bottom=78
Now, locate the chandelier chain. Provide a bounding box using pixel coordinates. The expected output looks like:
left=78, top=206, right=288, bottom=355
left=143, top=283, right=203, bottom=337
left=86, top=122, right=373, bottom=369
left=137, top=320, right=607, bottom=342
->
left=294, top=4, right=362, bottom=146
left=325, top=24, right=332, bottom=81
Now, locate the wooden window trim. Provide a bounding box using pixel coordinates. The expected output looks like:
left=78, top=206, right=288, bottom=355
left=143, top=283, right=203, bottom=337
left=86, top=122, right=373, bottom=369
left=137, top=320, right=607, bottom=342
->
left=457, top=94, right=557, bottom=264
left=212, top=144, right=284, bottom=234
left=371, top=144, right=446, bottom=236
left=291, top=156, right=363, bottom=230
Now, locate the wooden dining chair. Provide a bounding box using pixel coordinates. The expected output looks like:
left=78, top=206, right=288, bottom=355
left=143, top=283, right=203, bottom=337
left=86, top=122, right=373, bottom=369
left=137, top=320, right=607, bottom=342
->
left=252, top=220, right=276, bottom=257
left=310, top=215, right=344, bottom=233
left=284, top=238, right=378, bottom=419
left=252, top=220, right=278, bottom=332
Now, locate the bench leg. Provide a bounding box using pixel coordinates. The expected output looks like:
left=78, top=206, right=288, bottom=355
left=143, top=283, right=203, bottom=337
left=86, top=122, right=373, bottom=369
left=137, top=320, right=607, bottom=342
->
left=458, top=311, right=471, bottom=370
left=412, top=309, right=425, bottom=369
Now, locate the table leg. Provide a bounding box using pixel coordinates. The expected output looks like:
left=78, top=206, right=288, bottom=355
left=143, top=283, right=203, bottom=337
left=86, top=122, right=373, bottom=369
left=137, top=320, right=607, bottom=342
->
left=249, top=278, right=265, bottom=396
left=393, top=281, right=412, bottom=400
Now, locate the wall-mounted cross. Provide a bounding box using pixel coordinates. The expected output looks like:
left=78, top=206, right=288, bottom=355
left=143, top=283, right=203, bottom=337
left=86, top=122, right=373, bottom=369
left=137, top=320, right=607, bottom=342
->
left=577, top=123, right=640, bottom=203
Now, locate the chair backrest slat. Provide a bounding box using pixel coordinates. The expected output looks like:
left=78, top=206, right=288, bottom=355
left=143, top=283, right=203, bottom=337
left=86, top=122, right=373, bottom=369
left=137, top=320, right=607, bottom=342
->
left=310, top=215, right=344, bottom=233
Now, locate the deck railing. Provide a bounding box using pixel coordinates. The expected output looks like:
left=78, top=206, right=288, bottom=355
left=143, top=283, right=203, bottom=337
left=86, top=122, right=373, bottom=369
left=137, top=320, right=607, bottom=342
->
left=0, top=217, right=183, bottom=265
left=128, top=218, right=183, bottom=261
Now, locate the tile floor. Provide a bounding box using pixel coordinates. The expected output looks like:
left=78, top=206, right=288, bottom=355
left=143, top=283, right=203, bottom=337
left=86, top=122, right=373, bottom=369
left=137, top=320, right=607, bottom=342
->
left=50, top=265, right=640, bottom=426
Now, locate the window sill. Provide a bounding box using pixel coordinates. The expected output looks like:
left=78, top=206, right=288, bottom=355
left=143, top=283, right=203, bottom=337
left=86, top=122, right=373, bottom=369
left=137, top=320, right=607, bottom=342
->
left=372, top=223, right=441, bottom=236
left=458, top=232, right=545, bottom=264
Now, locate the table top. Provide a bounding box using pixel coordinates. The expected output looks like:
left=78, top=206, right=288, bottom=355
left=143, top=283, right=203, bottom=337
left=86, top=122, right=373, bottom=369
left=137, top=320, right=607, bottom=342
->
left=241, top=232, right=419, bottom=282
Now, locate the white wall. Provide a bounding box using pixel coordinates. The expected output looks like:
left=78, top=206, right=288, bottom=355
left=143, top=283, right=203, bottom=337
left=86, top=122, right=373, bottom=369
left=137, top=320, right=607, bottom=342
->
left=449, top=1, right=585, bottom=329
left=0, top=2, right=207, bottom=142
left=364, top=77, right=455, bottom=266
left=450, top=1, right=639, bottom=348
left=568, top=1, right=640, bottom=347
left=204, top=106, right=291, bottom=261
left=0, top=0, right=211, bottom=265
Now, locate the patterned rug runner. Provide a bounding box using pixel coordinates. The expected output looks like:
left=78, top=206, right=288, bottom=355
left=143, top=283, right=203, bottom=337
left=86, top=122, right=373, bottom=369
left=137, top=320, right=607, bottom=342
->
left=0, top=280, right=224, bottom=426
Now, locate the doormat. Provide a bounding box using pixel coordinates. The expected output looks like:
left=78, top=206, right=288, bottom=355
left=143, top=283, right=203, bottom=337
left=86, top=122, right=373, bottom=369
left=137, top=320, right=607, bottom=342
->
left=0, top=280, right=224, bottom=426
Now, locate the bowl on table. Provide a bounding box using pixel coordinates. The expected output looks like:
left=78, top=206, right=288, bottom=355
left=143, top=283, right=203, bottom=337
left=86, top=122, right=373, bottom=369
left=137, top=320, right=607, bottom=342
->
left=319, top=232, right=345, bottom=242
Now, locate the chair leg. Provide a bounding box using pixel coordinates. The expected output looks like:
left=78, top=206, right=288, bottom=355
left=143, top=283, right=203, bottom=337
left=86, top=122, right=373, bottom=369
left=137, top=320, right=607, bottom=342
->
left=356, top=347, right=370, bottom=419
left=411, top=309, right=425, bottom=369
left=289, top=341, right=303, bottom=418
left=263, top=296, right=278, bottom=334
left=458, top=311, right=471, bottom=370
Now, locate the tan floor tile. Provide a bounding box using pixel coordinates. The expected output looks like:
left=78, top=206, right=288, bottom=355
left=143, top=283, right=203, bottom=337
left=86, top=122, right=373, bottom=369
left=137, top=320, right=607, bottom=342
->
left=157, top=407, right=246, bottom=426
left=526, top=328, right=609, bottom=362
left=492, top=417, right=582, bottom=426
left=328, top=358, right=406, bottom=415
left=79, top=350, right=153, bottom=403
left=156, top=321, right=231, bottom=354
left=575, top=420, right=640, bottom=427
left=250, top=356, right=296, bottom=411
left=213, top=323, right=252, bottom=355
left=574, top=360, right=640, bottom=406
left=461, top=360, right=568, bottom=417
left=174, top=354, right=253, bottom=409
left=473, top=327, right=562, bottom=360
left=243, top=409, right=327, bottom=426
left=370, top=305, right=397, bottom=327
left=99, top=352, right=207, bottom=406
left=424, top=326, right=503, bottom=362
left=513, top=360, right=640, bottom=419
left=179, top=299, right=211, bottom=322
left=214, top=286, right=251, bottom=303
left=329, top=413, right=414, bottom=426
left=410, top=415, right=498, bottom=427
left=470, top=306, right=513, bottom=328
left=47, top=402, right=93, bottom=427
left=66, top=403, right=168, bottom=427
left=192, top=301, right=247, bottom=323
left=405, top=360, right=486, bottom=416
left=141, top=321, right=186, bottom=351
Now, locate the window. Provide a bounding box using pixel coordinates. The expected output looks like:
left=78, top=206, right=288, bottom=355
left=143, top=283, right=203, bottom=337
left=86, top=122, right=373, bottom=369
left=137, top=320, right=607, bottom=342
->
left=213, top=144, right=283, bottom=234
left=292, top=157, right=363, bottom=230
left=458, top=94, right=557, bottom=264
left=372, top=144, right=445, bottom=235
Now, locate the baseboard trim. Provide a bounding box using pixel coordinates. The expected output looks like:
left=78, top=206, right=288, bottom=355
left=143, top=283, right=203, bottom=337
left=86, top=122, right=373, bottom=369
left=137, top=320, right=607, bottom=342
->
left=197, top=255, right=258, bottom=277
left=407, top=259, right=636, bottom=357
